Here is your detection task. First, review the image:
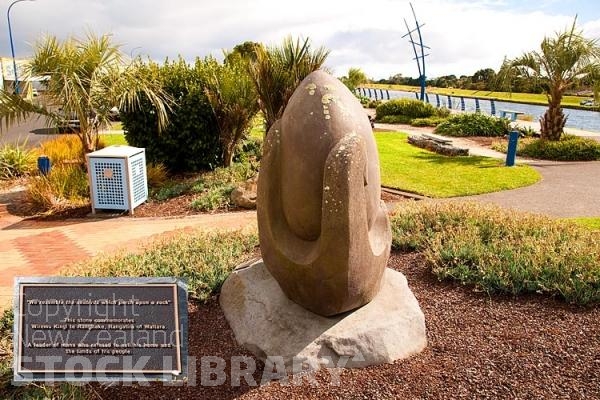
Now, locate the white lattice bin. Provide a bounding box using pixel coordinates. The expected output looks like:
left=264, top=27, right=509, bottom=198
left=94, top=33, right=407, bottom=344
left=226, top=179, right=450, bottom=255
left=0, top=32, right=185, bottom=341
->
left=86, top=146, right=148, bottom=215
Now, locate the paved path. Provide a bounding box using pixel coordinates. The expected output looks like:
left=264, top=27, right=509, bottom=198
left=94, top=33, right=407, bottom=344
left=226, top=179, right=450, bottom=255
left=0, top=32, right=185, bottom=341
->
left=0, top=210, right=257, bottom=309
left=456, top=160, right=600, bottom=217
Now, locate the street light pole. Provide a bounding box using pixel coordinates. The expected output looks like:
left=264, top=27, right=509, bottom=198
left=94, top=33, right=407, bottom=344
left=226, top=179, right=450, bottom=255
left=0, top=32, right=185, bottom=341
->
left=7, top=0, right=35, bottom=95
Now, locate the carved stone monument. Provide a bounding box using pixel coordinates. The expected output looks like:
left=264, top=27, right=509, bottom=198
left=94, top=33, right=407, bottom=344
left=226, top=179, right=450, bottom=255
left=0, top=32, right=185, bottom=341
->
left=220, top=70, right=426, bottom=370
left=258, top=70, right=391, bottom=316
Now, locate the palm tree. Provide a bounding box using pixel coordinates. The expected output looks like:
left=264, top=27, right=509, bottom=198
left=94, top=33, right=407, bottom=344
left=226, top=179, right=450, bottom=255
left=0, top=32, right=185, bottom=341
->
left=201, top=57, right=259, bottom=167
left=498, top=18, right=600, bottom=140
left=247, top=36, right=329, bottom=133
left=0, top=33, right=170, bottom=153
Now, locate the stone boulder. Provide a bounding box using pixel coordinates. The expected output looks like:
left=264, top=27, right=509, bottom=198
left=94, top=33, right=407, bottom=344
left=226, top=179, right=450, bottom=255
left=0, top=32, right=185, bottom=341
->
left=231, top=175, right=258, bottom=209
left=220, top=259, right=427, bottom=371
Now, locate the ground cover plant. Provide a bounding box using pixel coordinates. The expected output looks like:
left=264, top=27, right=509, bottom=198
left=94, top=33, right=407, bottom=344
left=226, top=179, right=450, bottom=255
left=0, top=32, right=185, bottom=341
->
left=376, top=132, right=539, bottom=197
left=63, top=229, right=258, bottom=301
left=434, top=112, right=510, bottom=137
left=391, top=201, right=600, bottom=305
left=492, top=134, right=600, bottom=161
left=150, top=160, right=259, bottom=212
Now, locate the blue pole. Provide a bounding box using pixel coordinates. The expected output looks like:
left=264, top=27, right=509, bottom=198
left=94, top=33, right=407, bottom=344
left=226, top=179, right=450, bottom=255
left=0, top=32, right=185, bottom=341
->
left=435, top=93, right=440, bottom=107
left=490, top=99, right=496, bottom=116
left=460, top=97, right=465, bottom=111
left=475, top=98, right=481, bottom=113
left=7, top=0, right=34, bottom=95
left=447, top=95, right=452, bottom=109
left=506, top=131, right=519, bottom=167
left=37, top=155, right=51, bottom=176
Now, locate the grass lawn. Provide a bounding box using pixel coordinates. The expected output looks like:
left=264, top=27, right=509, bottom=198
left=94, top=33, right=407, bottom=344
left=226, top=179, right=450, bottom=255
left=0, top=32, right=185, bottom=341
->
left=567, top=217, right=600, bottom=230
left=376, top=132, right=540, bottom=197
left=365, top=84, right=590, bottom=109
left=99, top=133, right=128, bottom=147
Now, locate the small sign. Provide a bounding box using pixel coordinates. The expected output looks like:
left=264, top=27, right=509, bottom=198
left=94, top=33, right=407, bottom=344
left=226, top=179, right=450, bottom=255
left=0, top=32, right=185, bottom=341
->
left=13, top=277, right=188, bottom=383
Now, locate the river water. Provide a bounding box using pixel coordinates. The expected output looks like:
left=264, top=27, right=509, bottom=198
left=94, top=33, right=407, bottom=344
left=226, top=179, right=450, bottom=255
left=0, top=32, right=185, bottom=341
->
left=362, top=89, right=600, bottom=133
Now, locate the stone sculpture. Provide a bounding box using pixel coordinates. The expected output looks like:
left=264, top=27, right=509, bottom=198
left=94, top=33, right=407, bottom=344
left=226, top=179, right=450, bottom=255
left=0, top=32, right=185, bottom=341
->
left=257, top=70, right=391, bottom=316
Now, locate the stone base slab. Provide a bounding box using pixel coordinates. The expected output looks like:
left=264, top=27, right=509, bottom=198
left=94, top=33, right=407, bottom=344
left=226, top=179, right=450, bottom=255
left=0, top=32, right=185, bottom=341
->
left=219, top=259, right=427, bottom=371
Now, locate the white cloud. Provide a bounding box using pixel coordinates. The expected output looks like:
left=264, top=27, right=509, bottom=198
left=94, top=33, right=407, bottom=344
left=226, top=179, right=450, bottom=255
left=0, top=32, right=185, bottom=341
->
left=2, top=0, right=599, bottom=79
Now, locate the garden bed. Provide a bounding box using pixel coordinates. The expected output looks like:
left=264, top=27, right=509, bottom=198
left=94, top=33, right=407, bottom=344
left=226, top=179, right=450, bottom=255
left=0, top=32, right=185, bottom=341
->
left=86, top=252, right=600, bottom=399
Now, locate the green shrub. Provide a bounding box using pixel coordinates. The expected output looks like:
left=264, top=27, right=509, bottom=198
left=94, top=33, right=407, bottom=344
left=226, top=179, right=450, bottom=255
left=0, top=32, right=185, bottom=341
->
left=151, top=161, right=258, bottom=210
left=434, top=113, right=510, bottom=137
left=121, top=58, right=221, bottom=173
left=514, top=125, right=538, bottom=137
left=0, top=142, right=35, bottom=179
left=234, top=136, right=263, bottom=163
left=375, top=99, right=437, bottom=122
left=434, top=107, right=451, bottom=118
left=355, top=94, right=370, bottom=105
left=410, top=116, right=448, bottom=127
left=63, top=230, right=259, bottom=301
left=391, top=201, right=600, bottom=305
left=153, top=181, right=192, bottom=201
left=190, top=184, right=235, bottom=211
left=188, top=161, right=258, bottom=211
left=367, top=99, right=382, bottom=109
left=492, top=135, right=600, bottom=161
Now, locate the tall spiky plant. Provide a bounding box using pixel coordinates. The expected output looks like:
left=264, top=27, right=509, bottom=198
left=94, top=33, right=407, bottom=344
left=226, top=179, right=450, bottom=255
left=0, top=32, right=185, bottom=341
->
left=0, top=33, right=171, bottom=153
left=497, top=18, right=600, bottom=140
left=201, top=57, right=259, bottom=167
left=247, top=36, right=329, bottom=133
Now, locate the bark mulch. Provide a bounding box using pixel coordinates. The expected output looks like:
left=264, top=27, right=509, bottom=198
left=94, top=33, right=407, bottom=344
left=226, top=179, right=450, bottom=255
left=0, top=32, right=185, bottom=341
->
left=98, top=252, right=600, bottom=399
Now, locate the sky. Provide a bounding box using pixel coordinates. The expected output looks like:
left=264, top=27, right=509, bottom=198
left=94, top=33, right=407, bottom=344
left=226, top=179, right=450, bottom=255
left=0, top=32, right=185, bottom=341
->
left=1, top=0, right=599, bottom=80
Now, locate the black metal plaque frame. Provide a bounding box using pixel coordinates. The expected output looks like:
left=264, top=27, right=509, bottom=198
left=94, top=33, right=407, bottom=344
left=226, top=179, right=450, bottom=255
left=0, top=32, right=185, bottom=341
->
left=13, top=277, right=188, bottom=383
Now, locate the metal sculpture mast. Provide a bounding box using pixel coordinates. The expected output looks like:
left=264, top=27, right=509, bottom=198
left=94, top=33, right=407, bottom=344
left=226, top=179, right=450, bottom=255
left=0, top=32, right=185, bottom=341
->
left=402, top=3, right=429, bottom=101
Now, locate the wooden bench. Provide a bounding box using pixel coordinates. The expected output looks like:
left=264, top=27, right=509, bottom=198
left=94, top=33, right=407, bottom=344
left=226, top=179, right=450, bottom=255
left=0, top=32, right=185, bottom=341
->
left=421, top=133, right=453, bottom=145
left=498, top=110, right=525, bottom=121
